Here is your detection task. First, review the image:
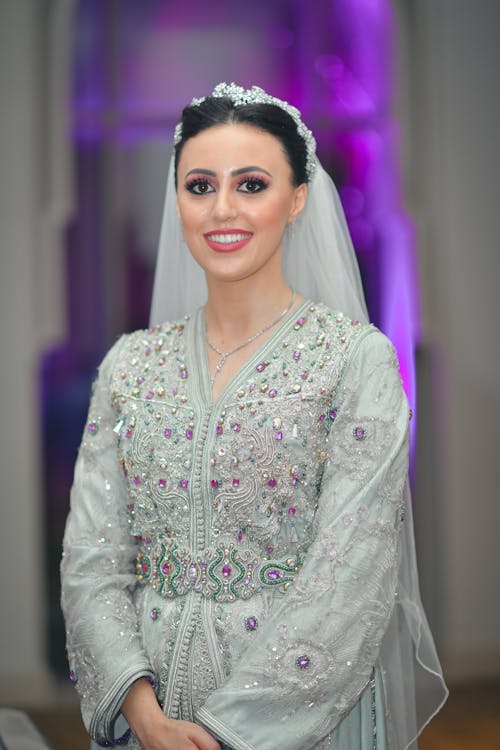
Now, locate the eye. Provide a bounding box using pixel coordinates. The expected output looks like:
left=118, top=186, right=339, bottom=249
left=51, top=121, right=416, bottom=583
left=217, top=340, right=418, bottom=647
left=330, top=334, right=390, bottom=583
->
left=186, top=178, right=215, bottom=195
left=237, top=177, right=269, bottom=194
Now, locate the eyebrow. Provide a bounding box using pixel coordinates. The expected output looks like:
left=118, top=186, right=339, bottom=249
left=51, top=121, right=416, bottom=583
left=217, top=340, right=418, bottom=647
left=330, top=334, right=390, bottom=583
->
left=185, top=165, right=272, bottom=178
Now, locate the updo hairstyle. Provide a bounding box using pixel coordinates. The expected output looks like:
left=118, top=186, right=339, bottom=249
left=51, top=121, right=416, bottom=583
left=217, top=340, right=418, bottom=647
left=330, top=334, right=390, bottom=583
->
left=174, top=97, right=309, bottom=188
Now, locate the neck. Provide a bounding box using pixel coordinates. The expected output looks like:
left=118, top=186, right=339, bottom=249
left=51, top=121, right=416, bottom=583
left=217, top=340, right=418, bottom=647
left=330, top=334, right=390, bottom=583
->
left=204, top=274, right=295, bottom=350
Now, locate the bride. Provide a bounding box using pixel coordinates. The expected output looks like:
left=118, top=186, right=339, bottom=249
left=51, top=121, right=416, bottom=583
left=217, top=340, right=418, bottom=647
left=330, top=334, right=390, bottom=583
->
left=61, top=83, right=447, bottom=750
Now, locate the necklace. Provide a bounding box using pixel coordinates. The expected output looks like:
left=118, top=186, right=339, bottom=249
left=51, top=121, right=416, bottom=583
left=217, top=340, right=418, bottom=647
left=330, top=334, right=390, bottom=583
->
left=206, top=289, right=297, bottom=386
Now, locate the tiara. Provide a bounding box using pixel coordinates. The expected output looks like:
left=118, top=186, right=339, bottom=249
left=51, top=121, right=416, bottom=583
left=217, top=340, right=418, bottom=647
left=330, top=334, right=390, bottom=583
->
left=174, top=82, right=317, bottom=180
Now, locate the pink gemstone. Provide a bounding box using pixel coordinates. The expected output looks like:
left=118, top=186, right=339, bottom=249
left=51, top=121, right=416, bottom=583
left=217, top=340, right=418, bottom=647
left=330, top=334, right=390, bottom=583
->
left=293, top=350, right=301, bottom=360
left=267, top=569, right=280, bottom=580
left=162, top=562, right=171, bottom=574
left=296, top=316, right=305, bottom=325
left=329, top=410, right=337, bottom=421
left=158, top=478, right=167, bottom=488
left=288, top=506, right=296, bottom=515
left=145, top=347, right=152, bottom=355
left=266, top=546, right=274, bottom=554
left=232, top=423, right=241, bottom=432
left=125, top=429, right=132, bottom=438
left=232, top=478, right=240, bottom=487
left=211, top=479, right=219, bottom=489
left=296, top=655, right=310, bottom=669
left=319, top=413, right=326, bottom=421
left=237, top=530, right=243, bottom=542
left=133, top=476, right=140, bottom=485
left=268, top=388, right=278, bottom=398
left=88, top=421, right=98, bottom=434
left=354, top=427, right=366, bottom=440
left=243, top=577, right=251, bottom=585
left=292, top=476, right=299, bottom=486
left=137, top=376, right=145, bottom=384
left=69, top=670, right=77, bottom=683
left=145, top=390, right=154, bottom=399
left=256, top=362, right=266, bottom=372
left=180, top=369, right=188, bottom=379
left=275, top=431, right=283, bottom=441
left=268, top=478, right=277, bottom=488
left=127, top=503, right=134, bottom=511
left=245, top=616, right=258, bottom=631
left=150, top=608, right=159, bottom=620
left=164, top=428, right=172, bottom=437
left=141, top=562, right=149, bottom=574
left=215, top=425, right=223, bottom=436
left=185, top=429, right=193, bottom=439
left=222, top=564, right=232, bottom=578
left=180, top=479, right=189, bottom=489
left=300, top=370, right=309, bottom=380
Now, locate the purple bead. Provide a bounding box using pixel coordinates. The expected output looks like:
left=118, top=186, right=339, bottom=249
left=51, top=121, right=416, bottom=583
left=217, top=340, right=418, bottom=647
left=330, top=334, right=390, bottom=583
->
left=296, top=655, right=310, bottom=669
left=237, top=530, right=243, bottom=542
left=145, top=390, right=154, bottom=399
left=133, top=476, right=140, bottom=485
left=256, top=362, right=266, bottom=372
left=266, top=546, right=274, bottom=554
left=185, top=429, right=193, bottom=440
left=125, top=429, right=132, bottom=439
left=180, top=479, right=189, bottom=489
left=268, top=388, right=278, bottom=398
left=232, top=478, right=240, bottom=487
left=88, top=421, right=98, bottom=435
left=293, top=350, right=301, bottom=360
left=268, top=478, right=277, bottom=488
left=158, top=478, right=167, bottom=488
left=150, top=608, right=160, bottom=621
left=69, top=670, right=77, bottom=683
left=162, top=562, right=171, bottom=574
left=245, top=616, right=258, bottom=631
left=164, top=428, right=172, bottom=437
left=319, top=413, right=326, bottom=422
left=243, top=576, right=251, bottom=585
left=300, top=370, right=309, bottom=380
left=267, top=569, right=281, bottom=580
left=137, top=376, right=145, bottom=384
left=354, top=427, right=366, bottom=441
left=288, top=506, right=296, bottom=516
left=232, top=422, right=241, bottom=432
left=275, top=431, right=283, bottom=441
left=215, top=424, right=223, bottom=436
left=145, top=346, right=152, bottom=355
left=180, top=369, right=188, bottom=379
left=296, top=316, right=305, bottom=325
left=329, top=410, right=337, bottom=421
left=211, top=479, right=219, bottom=489
left=222, top=564, right=232, bottom=578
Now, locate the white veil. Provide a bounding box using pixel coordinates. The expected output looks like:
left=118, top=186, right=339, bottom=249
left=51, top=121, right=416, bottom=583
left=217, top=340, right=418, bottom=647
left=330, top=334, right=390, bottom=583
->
left=149, top=102, right=448, bottom=749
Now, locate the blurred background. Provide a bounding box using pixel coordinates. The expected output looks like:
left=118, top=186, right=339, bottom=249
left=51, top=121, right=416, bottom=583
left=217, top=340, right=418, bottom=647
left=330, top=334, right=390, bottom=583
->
left=1, top=0, right=499, bottom=747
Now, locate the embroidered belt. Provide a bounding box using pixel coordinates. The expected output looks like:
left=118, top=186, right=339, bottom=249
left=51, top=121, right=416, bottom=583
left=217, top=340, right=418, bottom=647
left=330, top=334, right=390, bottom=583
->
left=135, top=542, right=302, bottom=603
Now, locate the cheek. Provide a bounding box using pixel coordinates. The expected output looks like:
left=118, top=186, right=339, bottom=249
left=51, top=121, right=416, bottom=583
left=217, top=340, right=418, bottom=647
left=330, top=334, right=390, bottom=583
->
left=247, top=196, right=294, bottom=230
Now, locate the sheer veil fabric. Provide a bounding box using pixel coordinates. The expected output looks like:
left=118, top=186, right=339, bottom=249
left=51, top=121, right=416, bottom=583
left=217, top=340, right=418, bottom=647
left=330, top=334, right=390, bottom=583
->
left=150, top=147, right=448, bottom=747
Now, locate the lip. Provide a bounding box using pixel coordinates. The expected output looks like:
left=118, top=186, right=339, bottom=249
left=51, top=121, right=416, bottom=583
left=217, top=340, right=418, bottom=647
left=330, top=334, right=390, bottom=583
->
left=203, top=229, right=253, bottom=253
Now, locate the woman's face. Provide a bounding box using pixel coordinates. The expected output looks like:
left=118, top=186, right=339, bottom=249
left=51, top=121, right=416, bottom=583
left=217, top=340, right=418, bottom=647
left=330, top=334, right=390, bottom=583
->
left=176, top=123, right=307, bottom=285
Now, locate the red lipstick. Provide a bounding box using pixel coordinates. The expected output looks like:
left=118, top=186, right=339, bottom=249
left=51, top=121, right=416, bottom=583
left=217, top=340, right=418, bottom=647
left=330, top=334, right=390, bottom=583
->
left=204, top=229, right=253, bottom=253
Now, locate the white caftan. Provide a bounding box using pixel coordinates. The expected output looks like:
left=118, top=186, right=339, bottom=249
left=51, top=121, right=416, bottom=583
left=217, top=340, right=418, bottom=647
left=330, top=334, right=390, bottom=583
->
left=61, top=300, right=411, bottom=749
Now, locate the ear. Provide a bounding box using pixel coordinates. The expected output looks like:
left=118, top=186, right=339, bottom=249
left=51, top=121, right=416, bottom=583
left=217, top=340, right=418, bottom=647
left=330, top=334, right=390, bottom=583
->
left=288, top=183, right=308, bottom=223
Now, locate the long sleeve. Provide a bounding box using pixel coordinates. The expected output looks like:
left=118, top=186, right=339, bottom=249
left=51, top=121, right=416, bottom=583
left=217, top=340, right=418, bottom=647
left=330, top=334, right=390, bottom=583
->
left=60, top=337, right=154, bottom=744
left=196, top=330, right=410, bottom=750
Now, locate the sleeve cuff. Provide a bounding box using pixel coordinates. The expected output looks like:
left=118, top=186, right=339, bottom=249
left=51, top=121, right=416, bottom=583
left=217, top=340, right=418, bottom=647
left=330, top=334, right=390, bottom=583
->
left=196, top=707, right=256, bottom=750
left=90, top=663, right=155, bottom=744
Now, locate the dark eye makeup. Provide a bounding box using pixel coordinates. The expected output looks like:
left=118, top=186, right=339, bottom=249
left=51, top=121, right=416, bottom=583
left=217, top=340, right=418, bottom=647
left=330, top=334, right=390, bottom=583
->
left=184, top=174, right=270, bottom=195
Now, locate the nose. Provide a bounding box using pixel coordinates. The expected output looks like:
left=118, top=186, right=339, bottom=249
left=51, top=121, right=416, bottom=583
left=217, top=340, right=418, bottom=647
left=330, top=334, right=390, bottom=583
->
left=212, top=183, right=237, bottom=222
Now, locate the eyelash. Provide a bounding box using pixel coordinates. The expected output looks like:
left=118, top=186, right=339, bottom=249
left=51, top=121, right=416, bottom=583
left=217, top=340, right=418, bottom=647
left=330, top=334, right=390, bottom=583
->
left=185, top=176, right=270, bottom=195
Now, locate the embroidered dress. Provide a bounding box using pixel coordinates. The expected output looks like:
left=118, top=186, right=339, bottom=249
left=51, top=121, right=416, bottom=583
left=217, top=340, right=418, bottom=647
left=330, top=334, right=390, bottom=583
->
left=61, top=300, right=410, bottom=749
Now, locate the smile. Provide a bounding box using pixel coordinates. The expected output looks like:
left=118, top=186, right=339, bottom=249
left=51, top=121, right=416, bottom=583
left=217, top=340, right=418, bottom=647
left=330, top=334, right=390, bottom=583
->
left=204, top=230, right=253, bottom=253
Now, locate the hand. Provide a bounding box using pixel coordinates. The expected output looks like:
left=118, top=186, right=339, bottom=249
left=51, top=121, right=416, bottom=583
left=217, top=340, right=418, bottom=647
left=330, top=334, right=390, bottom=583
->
left=121, top=677, right=221, bottom=750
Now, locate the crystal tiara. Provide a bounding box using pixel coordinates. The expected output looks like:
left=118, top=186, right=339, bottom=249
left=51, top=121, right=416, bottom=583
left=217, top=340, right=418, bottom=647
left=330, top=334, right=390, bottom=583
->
left=173, top=82, right=317, bottom=180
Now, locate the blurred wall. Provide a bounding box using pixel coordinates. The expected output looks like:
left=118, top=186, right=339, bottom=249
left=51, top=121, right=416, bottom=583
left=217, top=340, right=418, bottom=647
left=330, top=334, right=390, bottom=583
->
left=397, top=0, right=500, bottom=681
left=0, top=1, right=49, bottom=703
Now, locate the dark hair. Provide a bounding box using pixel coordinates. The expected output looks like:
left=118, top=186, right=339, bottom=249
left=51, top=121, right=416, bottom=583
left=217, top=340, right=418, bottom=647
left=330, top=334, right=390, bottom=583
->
left=174, top=97, right=308, bottom=188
